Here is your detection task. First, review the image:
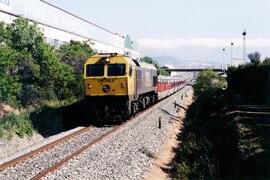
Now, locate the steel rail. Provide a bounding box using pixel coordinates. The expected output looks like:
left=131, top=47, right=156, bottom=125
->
left=0, top=82, right=190, bottom=179
left=31, top=119, right=133, bottom=179
left=31, top=83, right=191, bottom=179
left=0, top=126, right=94, bottom=171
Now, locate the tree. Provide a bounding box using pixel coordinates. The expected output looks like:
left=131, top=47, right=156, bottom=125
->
left=0, top=45, right=21, bottom=105
left=248, top=51, right=261, bottom=64
left=141, top=56, right=169, bottom=76
left=0, top=17, right=79, bottom=106
left=58, top=40, right=94, bottom=75
left=193, top=69, right=226, bottom=97
left=58, top=40, right=95, bottom=100
left=263, top=57, right=270, bottom=65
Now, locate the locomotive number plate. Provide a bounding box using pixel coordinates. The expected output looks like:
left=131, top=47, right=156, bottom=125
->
left=98, top=78, right=114, bottom=82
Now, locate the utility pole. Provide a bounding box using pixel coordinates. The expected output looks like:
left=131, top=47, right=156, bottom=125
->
left=242, top=29, right=247, bottom=64
left=222, top=48, right=225, bottom=71
left=230, top=42, right=234, bottom=67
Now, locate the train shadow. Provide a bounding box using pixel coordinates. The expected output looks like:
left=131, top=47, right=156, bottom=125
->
left=29, top=100, right=97, bottom=138
left=62, top=100, right=90, bottom=130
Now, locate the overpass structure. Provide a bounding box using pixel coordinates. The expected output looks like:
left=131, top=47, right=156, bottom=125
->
left=168, top=68, right=224, bottom=72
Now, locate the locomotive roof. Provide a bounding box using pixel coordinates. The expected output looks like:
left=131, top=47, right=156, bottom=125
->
left=86, top=53, right=156, bottom=71
left=137, top=61, right=156, bottom=70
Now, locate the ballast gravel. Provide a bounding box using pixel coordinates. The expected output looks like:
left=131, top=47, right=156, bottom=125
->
left=0, top=126, right=114, bottom=180
left=43, top=87, right=190, bottom=180
left=0, top=127, right=84, bottom=165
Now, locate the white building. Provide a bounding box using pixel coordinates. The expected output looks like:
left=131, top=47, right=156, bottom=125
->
left=0, top=0, right=140, bottom=58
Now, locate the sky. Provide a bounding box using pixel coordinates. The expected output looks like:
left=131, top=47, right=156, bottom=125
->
left=47, top=0, right=270, bottom=64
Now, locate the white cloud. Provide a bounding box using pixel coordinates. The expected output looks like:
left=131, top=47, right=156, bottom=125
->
left=137, top=37, right=270, bottom=49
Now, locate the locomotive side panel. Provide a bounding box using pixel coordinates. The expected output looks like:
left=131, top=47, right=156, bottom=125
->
left=135, top=63, right=157, bottom=97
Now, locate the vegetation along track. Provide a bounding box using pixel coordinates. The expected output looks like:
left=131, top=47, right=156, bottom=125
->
left=0, top=84, right=189, bottom=179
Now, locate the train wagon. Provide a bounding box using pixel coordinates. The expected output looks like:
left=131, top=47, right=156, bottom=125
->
left=157, top=76, right=187, bottom=99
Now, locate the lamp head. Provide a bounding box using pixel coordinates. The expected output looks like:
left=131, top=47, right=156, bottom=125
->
left=242, top=29, right=247, bottom=36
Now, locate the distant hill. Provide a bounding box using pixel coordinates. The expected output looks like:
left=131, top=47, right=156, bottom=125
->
left=152, top=56, right=182, bottom=66
left=152, top=56, right=221, bottom=68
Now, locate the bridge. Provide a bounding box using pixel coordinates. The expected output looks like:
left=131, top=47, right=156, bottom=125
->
left=168, top=68, right=224, bottom=72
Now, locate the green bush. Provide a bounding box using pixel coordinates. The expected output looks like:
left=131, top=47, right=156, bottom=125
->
left=0, top=112, right=33, bottom=139
left=227, top=62, right=270, bottom=104
left=193, top=69, right=226, bottom=98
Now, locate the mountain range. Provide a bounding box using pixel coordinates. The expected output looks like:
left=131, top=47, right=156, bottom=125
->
left=152, top=56, right=222, bottom=68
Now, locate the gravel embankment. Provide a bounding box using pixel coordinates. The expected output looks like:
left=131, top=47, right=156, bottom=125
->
left=0, top=126, right=114, bottom=180
left=0, top=127, right=84, bottom=164
left=44, top=87, right=190, bottom=180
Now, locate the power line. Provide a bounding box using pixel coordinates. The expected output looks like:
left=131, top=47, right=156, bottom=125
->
left=40, top=0, right=125, bottom=38
left=0, top=9, right=125, bottom=51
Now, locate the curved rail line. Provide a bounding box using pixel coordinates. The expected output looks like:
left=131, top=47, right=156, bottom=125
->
left=0, top=83, right=191, bottom=179
left=31, top=119, right=133, bottom=180
left=31, top=84, right=190, bottom=179
left=0, top=126, right=94, bottom=171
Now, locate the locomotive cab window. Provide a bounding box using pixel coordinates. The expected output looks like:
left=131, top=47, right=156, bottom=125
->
left=108, top=64, right=126, bottom=76
left=86, top=64, right=104, bottom=76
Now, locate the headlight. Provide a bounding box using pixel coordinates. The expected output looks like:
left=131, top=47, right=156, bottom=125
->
left=88, top=84, right=92, bottom=89
left=102, top=84, right=110, bottom=93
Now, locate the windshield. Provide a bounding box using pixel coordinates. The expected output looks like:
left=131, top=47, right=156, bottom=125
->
left=108, top=64, right=126, bottom=76
left=86, top=64, right=104, bottom=76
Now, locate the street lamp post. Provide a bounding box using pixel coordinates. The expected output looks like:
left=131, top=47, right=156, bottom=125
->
left=222, top=48, right=225, bottom=71
left=242, top=29, right=247, bottom=64
left=230, top=42, right=234, bottom=67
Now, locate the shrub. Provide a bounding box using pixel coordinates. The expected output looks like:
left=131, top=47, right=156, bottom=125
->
left=0, top=112, right=33, bottom=139
left=227, top=62, right=270, bottom=104
left=193, top=69, right=226, bottom=98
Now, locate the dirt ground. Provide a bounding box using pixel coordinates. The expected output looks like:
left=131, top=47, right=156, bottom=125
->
left=144, top=89, right=193, bottom=180
left=0, top=104, right=21, bottom=118
left=0, top=132, right=44, bottom=160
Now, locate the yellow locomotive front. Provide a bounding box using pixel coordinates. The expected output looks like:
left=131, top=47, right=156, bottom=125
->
left=84, top=53, right=136, bottom=120
left=84, top=53, right=136, bottom=97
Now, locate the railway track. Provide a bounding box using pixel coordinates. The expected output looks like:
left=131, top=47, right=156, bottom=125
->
left=32, top=120, right=132, bottom=179
left=0, top=126, right=94, bottom=171
left=0, top=84, right=191, bottom=180
left=0, top=125, right=115, bottom=179
left=0, top=102, right=159, bottom=179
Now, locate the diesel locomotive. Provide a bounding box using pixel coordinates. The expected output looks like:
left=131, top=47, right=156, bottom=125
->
left=84, top=53, right=188, bottom=121
left=84, top=53, right=158, bottom=119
